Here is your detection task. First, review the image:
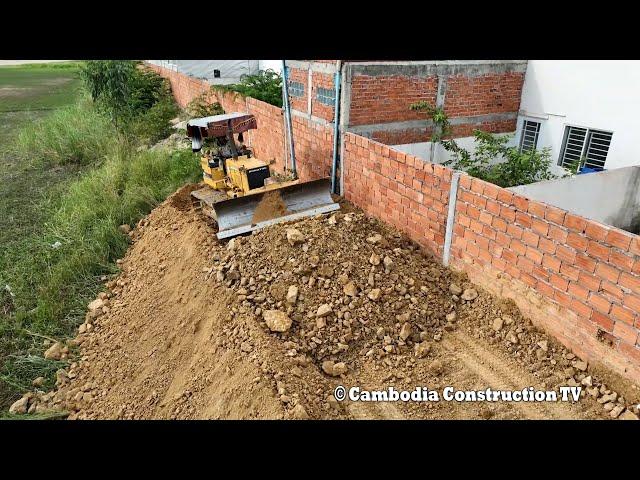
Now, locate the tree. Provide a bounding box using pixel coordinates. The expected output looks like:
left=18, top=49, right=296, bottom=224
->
left=410, top=101, right=557, bottom=188
left=215, top=69, right=283, bottom=107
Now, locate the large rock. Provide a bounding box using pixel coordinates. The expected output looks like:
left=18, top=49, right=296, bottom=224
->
left=449, top=283, right=463, bottom=296
left=366, top=234, right=382, bottom=244
left=263, top=310, right=292, bottom=332
left=322, top=360, right=347, bottom=376
left=619, top=409, right=639, bottom=420
left=87, top=298, right=104, bottom=314
left=9, top=396, right=29, bottom=415
left=414, top=342, right=431, bottom=359
left=369, top=253, right=381, bottom=266
left=316, top=304, right=333, bottom=318
left=290, top=403, right=310, bottom=420
left=461, top=288, right=478, bottom=301
left=399, top=322, right=412, bottom=341
left=368, top=289, right=382, bottom=301
left=383, top=256, right=394, bottom=274
left=343, top=282, right=358, bottom=297
left=492, top=318, right=504, bottom=332
left=286, top=285, right=299, bottom=305
left=286, top=228, right=305, bottom=246
left=44, top=342, right=64, bottom=360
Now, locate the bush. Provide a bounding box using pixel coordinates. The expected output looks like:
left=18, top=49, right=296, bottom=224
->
left=80, top=60, right=178, bottom=141
left=216, top=69, right=283, bottom=107
left=186, top=92, right=224, bottom=118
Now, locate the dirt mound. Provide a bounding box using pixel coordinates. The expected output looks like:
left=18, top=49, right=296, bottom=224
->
left=21, top=185, right=640, bottom=419
left=251, top=190, right=291, bottom=224
left=169, top=183, right=200, bottom=212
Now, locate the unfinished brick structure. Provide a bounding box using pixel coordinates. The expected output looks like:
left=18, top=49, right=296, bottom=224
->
left=287, top=60, right=526, bottom=146
left=149, top=61, right=640, bottom=385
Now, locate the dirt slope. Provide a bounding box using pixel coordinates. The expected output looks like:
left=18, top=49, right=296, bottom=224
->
left=25, top=185, right=640, bottom=420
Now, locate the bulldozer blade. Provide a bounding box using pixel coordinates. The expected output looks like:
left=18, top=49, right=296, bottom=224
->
left=213, top=178, right=340, bottom=240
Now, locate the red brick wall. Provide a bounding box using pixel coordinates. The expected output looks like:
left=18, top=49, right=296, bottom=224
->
left=287, top=68, right=308, bottom=115
left=444, top=73, right=525, bottom=117
left=310, top=72, right=335, bottom=122
left=343, top=132, right=451, bottom=258
left=292, top=116, right=334, bottom=182
left=450, top=175, right=640, bottom=382
left=349, top=74, right=439, bottom=126
left=146, top=64, right=210, bottom=107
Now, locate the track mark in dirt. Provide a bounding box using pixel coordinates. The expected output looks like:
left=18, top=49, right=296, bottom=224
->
left=442, top=330, right=582, bottom=420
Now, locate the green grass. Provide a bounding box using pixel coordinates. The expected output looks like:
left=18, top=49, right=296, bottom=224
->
left=0, top=63, right=200, bottom=414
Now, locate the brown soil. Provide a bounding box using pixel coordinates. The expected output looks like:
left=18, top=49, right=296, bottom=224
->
left=28, top=185, right=640, bottom=419
left=251, top=190, right=291, bottom=224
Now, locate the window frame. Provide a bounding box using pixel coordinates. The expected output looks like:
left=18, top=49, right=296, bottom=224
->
left=518, top=119, right=541, bottom=153
left=558, top=124, right=614, bottom=170
left=289, top=81, right=305, bottom=98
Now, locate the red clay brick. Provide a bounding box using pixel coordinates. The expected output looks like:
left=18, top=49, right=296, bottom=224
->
left=595, top=263, right=621, bottom=283
left=525, top=247, right=544, bottom=264
left=544, top=205, right=566, bottom=225
left=592, top=311, right=615, bottom=332
left=479, top=211, right=493, bottom=226
left=531, top=218, right=549, bottom=236
left=517, top=256, right=535, bottom=273
left=506, top=224, right=523, bottom=239
left=570, top=298, right=593, bottom=319
left=492, top=216, right=508, bottom=232
left=538, top=237, right=556, bottom=254
left=618, top=341, right=640, bottom=363
left=611, top=304, right=636, bottom=326
left=554, top=289, right=572, bottom=307
left=515, top=211, right=532, bottom=228
left=513, top=195, right=529, bottom=211
left=496, top=189, right=513, bottom=205
left=511, top=239, right=527, bottom=256
left=630, top=237, right=640, bottom=256
left=560, top=262, right=580, bottom=281
left=587, top=292, right=612, bottom=314
left=499, top=205, right=516, bottom=222
left=609, top=250, right=635, bottom=271
left=578, top=271, right=601, bottom=291
left=543, top=254, right=562, bottom=272
left=601, top=281, right=624, bottom=300
left=574, top=253, right=596, bottom=273
left=568, top=282, right=589, bottom=301
left=623, top=293, right=640, bottom=312
left=522, top=230, right=539, bottom=247
left=548, top=225, right=568, bottom=243
left=550, top=274, right=569, bottom=291
left=613, top=321, right=638, bottom=345
left=556, top=245, right=577, bottom=263
left=585, top=221, right=610, bottom=241
left=527, top=200, right=546, bottom=218
left=605, top=229, right=634, bottom=251
left=564, top=213, right=587, bottom=233
left=567, top=232, right=588, bottom=251
left=587, top=241, right=610, bottom=261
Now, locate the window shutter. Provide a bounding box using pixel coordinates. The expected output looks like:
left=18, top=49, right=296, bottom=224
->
left=559, top=126, right=613, bottom=169
left=584, top=130, right=613, bottom=168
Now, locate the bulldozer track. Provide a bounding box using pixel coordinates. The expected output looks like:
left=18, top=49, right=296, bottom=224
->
left=441, top=330, right=581, bottom=420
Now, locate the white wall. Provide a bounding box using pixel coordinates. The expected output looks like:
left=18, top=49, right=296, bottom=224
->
left=516, top=60, right=640, bottom=175
left=259, top=60, right=282, bottom=74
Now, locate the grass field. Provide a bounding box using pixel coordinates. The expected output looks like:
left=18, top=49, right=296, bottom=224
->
left=0, top=62, right=200, bottom=415
left=0, top=63, right=85, bottom=409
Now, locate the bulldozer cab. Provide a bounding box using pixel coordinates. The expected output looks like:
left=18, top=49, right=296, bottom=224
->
left=186, top=112, right=257, bottom=155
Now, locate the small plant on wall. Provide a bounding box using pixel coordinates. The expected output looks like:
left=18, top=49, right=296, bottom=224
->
left=410, top=101, right=557, bottom=188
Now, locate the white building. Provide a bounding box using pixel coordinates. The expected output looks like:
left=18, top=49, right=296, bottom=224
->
left=515, top=60, right=640, bottom=175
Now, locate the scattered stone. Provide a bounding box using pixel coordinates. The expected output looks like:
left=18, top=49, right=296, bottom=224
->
left=580, top=376, right=593, bottom=387
left=316, top=304, right=333, bottom=318
left=461, top=288, right=478, bottom=301
left=318, top=265, right=334, bottom=278
left=368, top=289, right=382, bottom=301
left=399, top=322, right=412, bottom=341
left=449, top=283, right=463, bottom=296
left=506, top=332, right=519, bottom=344
left=286, top=285, right=299, bottom=305
left=610, top=404, right=625, bottom=419
left=32, top=377, right=45, bottom=388
left=446, top=312, right=457, bottom=323
left=87, top=298, right=104, bottom=313
left=383, top=256, right=394, bottom=273
left=9, top=396, right=29, bottom=415
left=366, top=234, right=382, bottom=244
left=430, top=359, right=444, bottom=375
left=44, top=342, right=64, bottom=360
left=343, top=282, right=358, bottom=297
left=537, top=340, right=548, bottom=352
left=369, top=253, right=381, bottom=266
left=286, top=228, right=305, bottom=246
left=572, top=360, right=588, bottom=372
left=227, top=237, right=240, bottom=252
left=414, top=342, right=431, bottom=359
left=619, top=410, right=639, bottom=420
left=322, top=360, right=347, bottom=377
left=492, top=318, right=504, bottom=332
left=291, top=403, right=310, bottom=420
left=263, top=310, right=293, bottom=332
left=327, top=215, right=337, bottom=226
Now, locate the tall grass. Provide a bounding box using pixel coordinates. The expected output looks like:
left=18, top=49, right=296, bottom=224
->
left=1, top=95, right=201, bottom=410
left=13, top=97, right=117, bottom=167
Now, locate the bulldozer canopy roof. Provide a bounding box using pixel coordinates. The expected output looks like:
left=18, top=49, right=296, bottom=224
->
left=186, top=112, right=257, bottom=139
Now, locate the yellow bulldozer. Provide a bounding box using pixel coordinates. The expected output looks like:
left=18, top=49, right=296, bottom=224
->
left=186, top=112, right=339, bottom=239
